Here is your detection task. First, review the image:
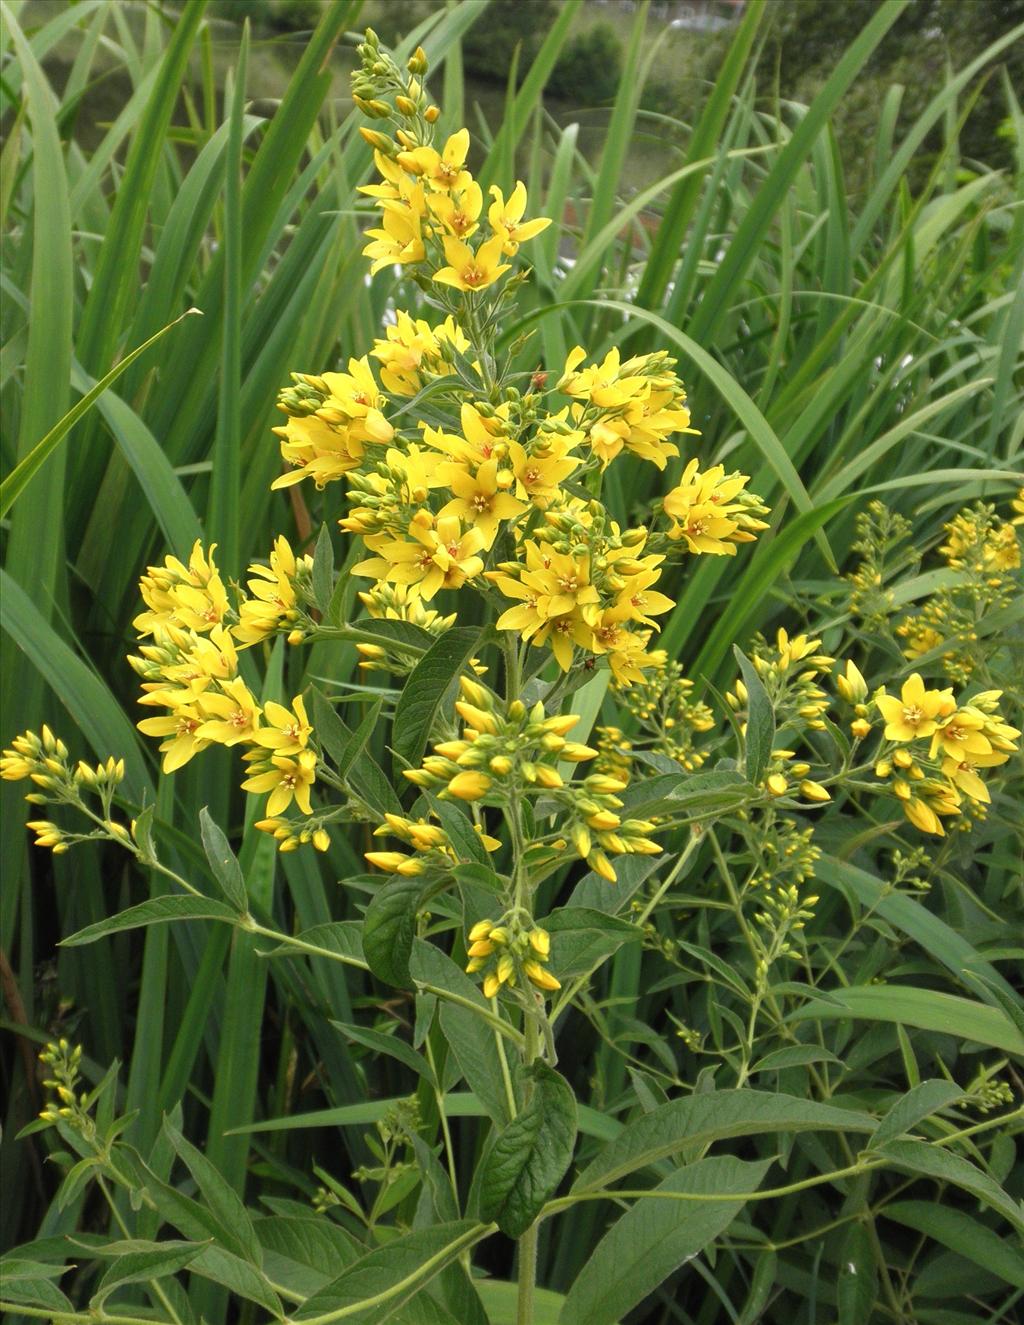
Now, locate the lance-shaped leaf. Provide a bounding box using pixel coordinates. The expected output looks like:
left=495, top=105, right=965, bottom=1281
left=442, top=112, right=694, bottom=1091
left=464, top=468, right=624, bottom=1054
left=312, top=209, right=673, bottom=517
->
left=392, top=625, right=484, bottom=775
left=479, top=1063, right=577, bottom=1237
left=732, top=646, right=775, bottom=785
left=363, top=876, right=430, bottom=989
left=560, top=1156, right=773, bottom=1325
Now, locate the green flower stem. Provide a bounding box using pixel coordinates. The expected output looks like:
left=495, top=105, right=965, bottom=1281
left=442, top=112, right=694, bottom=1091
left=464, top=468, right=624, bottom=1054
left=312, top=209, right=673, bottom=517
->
left=298, top=1222, right=496, bottom=1325
left=244, top=919, right=526, bottom=1047
left=540, top=1156, right=888, bottom=1220
left=307, top=624, right=426, bottom=657
left=96, top=1174, right=184, bottom=1325
left=0, top=1308, right=175, bottom=1325
left=516, top=1010, right=542, bottom=1325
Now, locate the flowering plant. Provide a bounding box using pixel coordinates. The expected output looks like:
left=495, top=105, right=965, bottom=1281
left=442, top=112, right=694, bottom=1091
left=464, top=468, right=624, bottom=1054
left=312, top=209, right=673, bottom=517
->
left=3, top=30, right=1022, bottom=1325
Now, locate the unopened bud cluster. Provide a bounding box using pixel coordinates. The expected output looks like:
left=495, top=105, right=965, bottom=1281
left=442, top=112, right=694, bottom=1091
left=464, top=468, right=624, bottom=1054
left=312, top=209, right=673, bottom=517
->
left=37, top=1040, right=91, bottom=1132
left=2, top=728, right=129, bottom=854
left=351, top=30, right=440, bottom=149
left=365, top=811, right=499, bottom=876
left=400, top=678, right=662, bottom=883
left=465, top=915, right=559, bottom=1000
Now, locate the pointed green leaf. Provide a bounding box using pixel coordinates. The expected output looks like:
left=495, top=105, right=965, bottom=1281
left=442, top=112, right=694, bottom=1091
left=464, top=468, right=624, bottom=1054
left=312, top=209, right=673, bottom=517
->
left=479, top=1063, right=577, bottom=1238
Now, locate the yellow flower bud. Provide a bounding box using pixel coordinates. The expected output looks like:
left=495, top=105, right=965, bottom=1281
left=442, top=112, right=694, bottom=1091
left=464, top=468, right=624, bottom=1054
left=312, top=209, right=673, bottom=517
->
left=561, top=742, right=598, bottom=762
left=365, top=851, right=410, bottom=872
left=767, top=774, right=788, bottom=796
left=837, top=660, right=868, bottom=704
left=447, top=771, right=492, bottom=801
left=524, top=961, right=561, bottom=992
left=799, top=780, right=831, bottom=802
left=588, top=850, right=617, bottom=883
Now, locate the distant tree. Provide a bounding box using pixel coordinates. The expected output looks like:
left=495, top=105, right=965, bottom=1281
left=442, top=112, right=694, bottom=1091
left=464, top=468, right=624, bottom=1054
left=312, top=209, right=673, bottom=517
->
left=462, top=0, right=560, bottom=83
left=765, top=0, right=1024, bottom=175
left=548, top=22, right=624, bottom=106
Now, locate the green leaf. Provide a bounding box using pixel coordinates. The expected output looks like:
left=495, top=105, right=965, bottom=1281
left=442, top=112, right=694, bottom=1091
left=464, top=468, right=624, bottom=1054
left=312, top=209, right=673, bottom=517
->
left=0, top=309, right=200, bottom=519
left=817, top=856, right=1020, bottom=1009
left=312, top=523, right=336, bottom=616
left=836, top=1222, right=876, bottom=1325
left=877, top=1139, right=1024, bottom=1235
left=749, top=1045, right=841, bottom=1074
left=363, top=876, right=429, bottom=989
left=61, top=895, right=238, bottom=946
left=732, top=646, right=775, bottom=784
left=868, top=1080, right=965, bottom=1150
left=199, top=808, right=248, bottom=912
left=573, top=1091, right=874, bottom=1192
left=91, top=1240, right=206, bottom=1305
left=292, top=1221, right=489, bottom=1322
left=432, top=797, right=490, bottom=866
left=789, top=986, right=1024, bottom=1057
left=479, top=1063, right=577, bottom=1238
left=560, top=1156, right=773, bottom=1325
left=543, top=907, right=641, bottom=979
left=392, top=626, right=483, bottom=774
left=311, top=686, right=402, bottom=816
left=163, top=1116, right=261, bottom=1264
left=255, top=1215, right=362, bottom=1298
left=331, top=1021, right=433, bottom=1083
left=619, top=769, right=749, bottom=821
left=262, top=920, right=366, bottom=969
left=885, top=1201, right=1024, bottom=1288
left=189, top=1245, right=283, bottom=1315
left=411, top=941, right=515, bottom=1126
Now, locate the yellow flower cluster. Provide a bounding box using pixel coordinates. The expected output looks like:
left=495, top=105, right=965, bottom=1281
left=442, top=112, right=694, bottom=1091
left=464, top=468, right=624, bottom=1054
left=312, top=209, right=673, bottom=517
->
left=1, top=726, right=130, bottom=854
left=487, top=500, right=672, bottom=684
left=873, top=674, right=1020, bottom=834
left=663, top=459, right=770, bottom=554
left=129, top=541, right=320, bottom=824
left=250, top=37, right=770, bottom=684
left=357, top=124, right=550, bottom=289
left=466, top=917, right=559, bottom=1000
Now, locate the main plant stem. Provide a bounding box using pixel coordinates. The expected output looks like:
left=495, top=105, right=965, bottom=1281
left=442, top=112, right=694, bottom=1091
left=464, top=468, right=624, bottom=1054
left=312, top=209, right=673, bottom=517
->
left=516, top=1011, right=542, bottom=1325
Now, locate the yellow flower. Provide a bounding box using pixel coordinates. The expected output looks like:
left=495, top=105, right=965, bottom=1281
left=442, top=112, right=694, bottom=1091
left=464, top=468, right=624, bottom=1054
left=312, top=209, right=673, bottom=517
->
left=137, top=706, right=209, bottom=773
left=940, top=748, right=1007, bottom=803
left=271, top=413, right=366, bottom=490
left=433, top=234, right=510, bottom=292
left=428, top=179, right=483, bottom=238
left=875, top=674, right=956, bottom=743
left=371, top=311, right=458, bottom=395
left=362, top=200, right=426, bottom=275
left=353, top=513, right=486, bottom=599
left=249, top=696, right=312, bottom=756
left=928, top=707, right=992, bottom=762
left=242, top=750, right=317, bottom=816
left=487, top=182, right=551, bottom=255
left=398, top=128, right=471, bottom=191
left=195, top=679, right=262, bottom=746
left=508, top=439, right=578, bottom=506
left=437, top=458, right=526, bottom=547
